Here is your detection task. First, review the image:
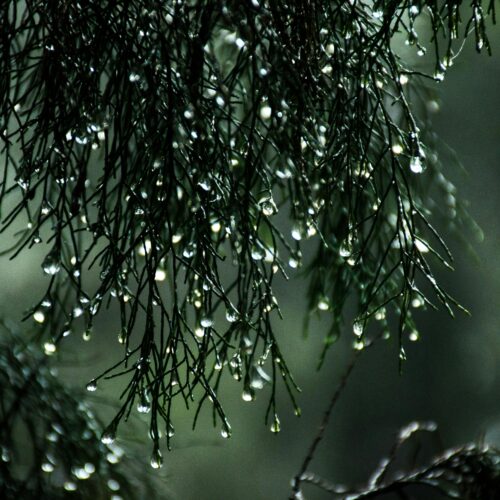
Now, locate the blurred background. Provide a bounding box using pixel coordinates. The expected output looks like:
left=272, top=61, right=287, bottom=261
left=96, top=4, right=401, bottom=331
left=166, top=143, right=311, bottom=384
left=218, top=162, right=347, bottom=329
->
left=1, top=23, right=499, bottom=500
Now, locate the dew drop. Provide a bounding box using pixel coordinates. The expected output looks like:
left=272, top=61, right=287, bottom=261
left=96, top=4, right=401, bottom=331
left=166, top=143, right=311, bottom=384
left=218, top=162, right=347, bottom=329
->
left=353, top=320, right=364, bottom=337
left=225, top=309, right=238, bottom=323
left=220, top=424, right=232, bottom=439
left=410, top=156, right=424, bottom=174
left=150, top=449, right=163, bottom=469
left=64, top=481, right=77, bottom=492
left=86, top=380, right=97, bottom=392
left=43, top=342, right=57, bottom=355
left=317, top=296, right=330, bottom=311
left=42, top=252, right=61, bottom=275
left=101, top=431, right=116, bottom=445
left=82, top=328, right=92, bottom=341
left=41, top=462, right=54, bottom=473
left=33, top=310, right=46, bottom=323
left=270, top=415, right=281, bottom=433
left=242, top=389, right=255, bottom=402
left=409, top=330, right=420, bottom=342
left=107, top=479, right=120, bottom=491
left=259, top=105, right=272, bottom=120
left=200, top=316, right=213, bottom=328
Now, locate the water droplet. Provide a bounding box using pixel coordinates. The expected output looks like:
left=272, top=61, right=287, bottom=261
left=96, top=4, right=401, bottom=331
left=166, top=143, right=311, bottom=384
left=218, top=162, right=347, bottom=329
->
left=1, top=447, right=10, bottom=462
left=270, top=415, right=281, bottom=433
left=64, top=481, right=77, bottom=491
left=409, top=330, right=420, bottom=342
left=33, top=310, right=45, bottom=323
left=353, top=320, right=364, bottom=337
left=291, top=223, right=303, bottom=241
left=42, top=252, right=61, bottom=275
left=155, top=268, right=167, bottom=281
left=242, top=389, right=255, bottom=402
left=43, top=342, right=57, bottom=355
left=391, top=144, right=403, bottom=155
left=339, top=241, right=352, bottom=258
left=353, top=339, right=365, bottom=350
left=260, top=105, right=272, bottom=120
left=150, top=449, right=163, bottom=469
left=137, top=400, right=150, bottom=414
left=107, top=479, right=121, bottom=491
left=82, top=328, right=92, bottom=341
left=259, top=197, right=277, bottom=216
left=101, top=431, right=116, bottom=445
left=41, top=462, right=54, bottom=473
left=411, top=296, right=424, bottom=308
left=251, top=246, right=265, bottom=261
left=220, top=424, right=232, bottom=439
left=225, top=309, right=238, bottom=323
left=374, top=308, right=386, bottom=321
left=211, top=220, right=222, bottom=233
left=73, top=466, right=90, bottom=480
left=86, top=380, right=97, bottom=392
left=433, top=71, right=445, bottom=82
left=84, top=463, right=95, bottom=474
left=200, top=316, right=213, bottom=328
left=317, top=296, right=330, bottom=311
left=410, top=156, right=424, bottom=174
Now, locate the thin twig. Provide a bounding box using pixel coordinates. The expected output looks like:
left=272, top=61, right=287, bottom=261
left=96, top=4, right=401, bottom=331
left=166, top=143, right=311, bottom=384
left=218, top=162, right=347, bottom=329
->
left=290, top=343, right=370, bottom=499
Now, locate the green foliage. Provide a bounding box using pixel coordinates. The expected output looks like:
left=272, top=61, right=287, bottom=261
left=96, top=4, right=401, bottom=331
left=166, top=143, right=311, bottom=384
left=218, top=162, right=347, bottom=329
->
left=296, top=422, right=500, bottom=499
left=0, top=321, right=158, bottom=499
left=0, top=0, right=495, bottom=463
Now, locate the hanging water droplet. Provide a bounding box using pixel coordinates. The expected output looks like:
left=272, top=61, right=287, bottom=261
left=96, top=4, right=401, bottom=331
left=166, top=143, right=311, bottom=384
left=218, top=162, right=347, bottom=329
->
left=433, top=71, right=445, bottom=82
left=82, top=328, right=92, bottom=341
left=291, top=223, right=303, bottom=241
left=86, top=380, right=97, bottom=392
left=33, top=310, right=45, bottom=323
left=374, top=308, right=386, bottom=321
left=409, top=330, right=420, bottom=342
left=411, top=296, right=424, bottom=308
left=242, top=389, right=255, bottom=402
left=259, top=197, right=277, bottom=216
left=1, top=447, right=10, bottom=463
left=64, top=481, right=77, bottom=492
left=391, top=144, right=403, bottom=155
left=251, top=246, right=265, bottom=261
left=73, top=306, right=84, bottom=318
left=200, top=316, right=213, bottom=328
left=43, top=342, right=57, bottom=355
left=154, top=268, right=167, bottom=281
left=220, top=424, right=232, bottom=439
left=339, top=240, right=352, bottom=258
left=150, top=448, right=163, bottom=469
left=259, top=104, right=272, bottom=120
left=101, top=431, right=116, bottom=445
left=106, top=479, right=120, bottom=491
left=225, top=309, right=238, bottom=323
left=211, top=220, right=222, bottom=233
left=353, top=337, right=365, bottom=350
left=41, top=462, right=54, bottom=473
left=410, top=156, right=424, bottom=174
left=42, top=252, right=61, bottom=275
left=270, top=415, right=281, bottom=433
left=353, top=320, right=364, bottom=337
left=317, top=296, right=330, bottom=311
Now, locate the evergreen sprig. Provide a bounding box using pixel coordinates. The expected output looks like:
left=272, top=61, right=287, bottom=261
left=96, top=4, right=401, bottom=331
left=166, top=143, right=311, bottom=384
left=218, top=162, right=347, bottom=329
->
left=0, top=0, right=495, bottom=455
left=0, top=321, right=158, bottom=499
left=295, top=422, right=500, bottom=499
